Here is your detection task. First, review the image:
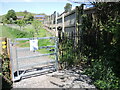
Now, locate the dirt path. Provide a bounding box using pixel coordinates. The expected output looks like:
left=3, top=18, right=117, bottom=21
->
left=13, top=69, right=96, bottom=88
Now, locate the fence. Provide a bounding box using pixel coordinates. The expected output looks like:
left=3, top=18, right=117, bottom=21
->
left=44, top=5, right=96, bottom=33
left=44, top=5, right=97, bottom=67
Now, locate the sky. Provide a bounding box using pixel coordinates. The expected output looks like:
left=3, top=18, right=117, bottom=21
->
left=0, top=0, right=89, bottom=16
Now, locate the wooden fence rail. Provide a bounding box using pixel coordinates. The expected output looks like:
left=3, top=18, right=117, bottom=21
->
left=44, top=5, right=96, bottom=33
left=43, top=4, right=97, bottom=67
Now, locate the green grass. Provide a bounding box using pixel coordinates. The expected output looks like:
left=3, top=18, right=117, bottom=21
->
left=0, top=24, right=55, bottom=55
left=24, top=24, right=55, bottom=54
left=0, top=25, right=33, bottom=38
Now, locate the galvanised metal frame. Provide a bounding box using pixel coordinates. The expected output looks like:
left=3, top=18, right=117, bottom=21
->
left=9, top=37, right=58, bottom=82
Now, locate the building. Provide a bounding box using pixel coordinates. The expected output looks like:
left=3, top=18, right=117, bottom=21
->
left=17, top=16, right=24, bottom=20
left=34, top=15, right=45, bottom=21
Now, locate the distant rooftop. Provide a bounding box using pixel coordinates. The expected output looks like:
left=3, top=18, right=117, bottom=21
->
left=34, top=15, right=45, bottom=18
left=17, top=16, right=24, bottom=18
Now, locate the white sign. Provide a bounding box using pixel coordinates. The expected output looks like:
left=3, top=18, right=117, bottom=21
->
left=30, top=39, right=38, bottom=51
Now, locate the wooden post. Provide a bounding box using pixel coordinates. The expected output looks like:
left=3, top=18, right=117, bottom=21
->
left=75, top=4, right=84, bottom=61
left=7, top=38, right=10, bottom=59
left=0, top=37, right=7, bottom=57
left=55, top=11, right=58, bottom=36
left=62, top=13, right=65, bottom=32
left=0, top=38, right=2, bottom=55
left=0, top=56, right=2, bottom=90
left=79, top=4, right=84, bottom=61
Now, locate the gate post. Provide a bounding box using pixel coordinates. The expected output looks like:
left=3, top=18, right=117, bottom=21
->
left=8, top=39, right=14, bottom=81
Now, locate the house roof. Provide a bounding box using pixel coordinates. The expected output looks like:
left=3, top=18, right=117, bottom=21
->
left=17, top=16, right=24, bottom=18
left=34, top=15, right=45, bottom=18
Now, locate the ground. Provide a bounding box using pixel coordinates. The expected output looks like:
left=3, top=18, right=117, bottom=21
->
left=13, top=69, right=96, bottom=88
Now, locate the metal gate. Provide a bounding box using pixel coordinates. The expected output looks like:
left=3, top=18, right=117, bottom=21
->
left=9, top=37, right=58, bottom=82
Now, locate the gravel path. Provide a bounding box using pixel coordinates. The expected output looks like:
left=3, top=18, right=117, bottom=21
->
left=13, top=69, right=96, bottom=89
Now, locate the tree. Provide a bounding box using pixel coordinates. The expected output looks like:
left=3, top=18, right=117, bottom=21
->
left=32, top=20, right=42, bottom=36
left=16, top=20, right=26, bottom=30
left=5, top=9, right=17, bottom=21
left=24, top=10, right=28, bottom=14
left=25, top=13, right=34, bottom=21
left=64, top=3, right=72, bottom=12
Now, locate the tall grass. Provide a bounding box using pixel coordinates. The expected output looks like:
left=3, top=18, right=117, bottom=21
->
left=0, top=25, right=33, bottom=38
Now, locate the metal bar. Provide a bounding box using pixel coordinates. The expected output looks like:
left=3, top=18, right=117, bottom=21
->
left=39, top=45, right=55, bottom=49
left=17, top=53, right=56, bottom=60
left=55, top=37, right=58, bottom=70
left=15, top=40, right=19, bottom=77
left=22, top=67, right=55, bottom=77
left=19, top=60, right=56, bottom=69
left=17, top=45, right=56, bottom=51
left=15, top=37, right=56, bottom=41
left=17, top=47, right=29, bottom=51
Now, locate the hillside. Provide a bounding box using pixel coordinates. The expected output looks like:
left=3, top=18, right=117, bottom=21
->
left=0, top=11, right=47, bottom=18
left=16, top=12, right=35, bottom=16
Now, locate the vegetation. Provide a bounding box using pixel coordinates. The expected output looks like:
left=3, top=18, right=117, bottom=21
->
left=1, top=56, right=12, bottom=89
left=32, top=20, right=42, bottom=36
left=5, top=9, right=17, bottom=20
left=59, top=2, right=120, bottom=89
left=0, top=25, right=33, bottom=38
left=82, top=2, right=120, bottom=89
left=64, top=3, right=72, bottom=12
left=0, top=21, right=54, bottom=89
left=1, top=10, right=34, bottom=25
left=16, top=19, right=26, bottom=30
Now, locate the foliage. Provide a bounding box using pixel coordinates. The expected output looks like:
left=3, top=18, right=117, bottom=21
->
left=25, top=13, right=34, bottom=21
left=32, top=20, right=42, bottom=36
left=59, top=32, right=81, bottom=67
left=0, top=25, right=33, bottom=38
left=59, top=39, right=74, bottom=66
left=64, top=3, right=72, bottom=12
left=2, top=57, right=12, bottom=89
left=81, top=2, right=120, bottom=89
left=84, top=58, right=120, bottom=89
left=5, top=9, right=17, bottom=23
left=16, top=19, right=26, bottom=30
left=59, top=2, right=120, bottom=89
left=2, top=16, right=10, bottom=24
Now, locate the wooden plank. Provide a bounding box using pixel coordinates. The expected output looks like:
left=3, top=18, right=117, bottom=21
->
left=7, top=38, right=10, bottom=58
left=64, top=25, right=75, bottom=28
